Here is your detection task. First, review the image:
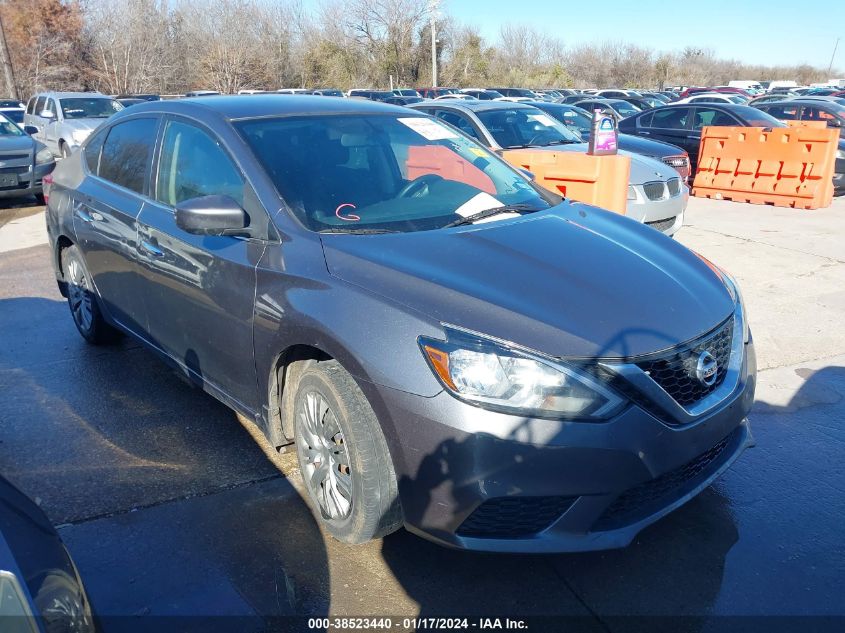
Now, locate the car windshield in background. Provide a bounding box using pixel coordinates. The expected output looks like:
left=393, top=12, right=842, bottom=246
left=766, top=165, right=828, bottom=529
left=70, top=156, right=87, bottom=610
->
left=320, top=90, right=344, bottom=97
left=607, top=100, right=641, bottom=117
left=540, top=105, right=591, bottom=136
left=0, top=100, right=22, bottom=108
left=236, top=114, right=552, bottom=233
left=59, top=98, right=123, bottom=119
left=0, top=115, right=23, bottom=136
left=475, top=107, right=582, bottom=148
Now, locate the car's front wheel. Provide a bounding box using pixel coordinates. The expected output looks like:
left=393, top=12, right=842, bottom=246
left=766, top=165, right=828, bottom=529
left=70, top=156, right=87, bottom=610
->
left=62, top=245, right=119, bottom=344
left=293, top=360, right=402, bottom=544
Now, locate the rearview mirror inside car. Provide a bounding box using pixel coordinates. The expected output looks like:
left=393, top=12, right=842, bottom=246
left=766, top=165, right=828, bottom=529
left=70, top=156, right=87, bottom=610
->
left=175, top=195, right=250, bottom=236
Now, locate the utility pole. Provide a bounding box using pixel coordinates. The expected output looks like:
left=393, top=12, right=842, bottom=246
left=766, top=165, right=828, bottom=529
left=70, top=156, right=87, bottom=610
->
left=429, top=0, right=440, bottom=87
left=0, top=13, right=17, bottom=99
left=828, top=37, right=840, bottom=77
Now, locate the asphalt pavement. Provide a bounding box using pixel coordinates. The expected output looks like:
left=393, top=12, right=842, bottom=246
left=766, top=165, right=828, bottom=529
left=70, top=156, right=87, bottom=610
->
left=1, top=196, right=843, bottom=632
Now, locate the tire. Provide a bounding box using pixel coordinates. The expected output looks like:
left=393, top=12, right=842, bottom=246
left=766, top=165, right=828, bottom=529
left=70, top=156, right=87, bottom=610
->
left=293, top=360, right=402, bottom=544
left=60, top=142, right=71, bottom=159
left=62, top=245, right=119, bottom=344
left=34, top=193, right=45, bottom=206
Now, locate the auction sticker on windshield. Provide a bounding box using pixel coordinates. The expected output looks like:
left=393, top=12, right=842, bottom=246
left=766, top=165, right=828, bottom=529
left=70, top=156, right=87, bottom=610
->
left=399, top=117, right=460, bottom=140
left=528, top=114, right=556, bottom=127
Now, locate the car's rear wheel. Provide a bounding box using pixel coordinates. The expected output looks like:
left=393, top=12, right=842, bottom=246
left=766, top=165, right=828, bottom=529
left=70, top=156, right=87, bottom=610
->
left=62, top=245, right=118, bottom=344
left=293, top=360, right=402, bottom=544
left=34, top=193, right=45, bottom=205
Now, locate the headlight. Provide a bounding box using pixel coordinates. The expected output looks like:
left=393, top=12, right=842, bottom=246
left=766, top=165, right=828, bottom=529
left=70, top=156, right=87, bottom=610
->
left=626, top=185, right=637, bottom=200
left=420, top=328, right=625, bottom=420
left=35, top=147, right=53, bottom=164
left=71, top=129, right=89, bottom=143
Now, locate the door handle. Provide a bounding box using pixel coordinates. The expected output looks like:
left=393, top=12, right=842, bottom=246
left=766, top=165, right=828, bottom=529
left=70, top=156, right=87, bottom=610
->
left=139, top=239, right=164, bottom=257
left=640, top=131, right=651, bottom=135
left=73, top=203, right=93, bottom=223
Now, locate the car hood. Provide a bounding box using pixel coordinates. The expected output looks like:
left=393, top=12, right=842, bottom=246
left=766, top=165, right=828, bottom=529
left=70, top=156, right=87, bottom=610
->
left=60, top=118, right=106, bottom=135
left=512, top=144, right=679, bottom=185
left=321, top=205, right=735, bottom=359
left=0, top=135, right=34, bottom=153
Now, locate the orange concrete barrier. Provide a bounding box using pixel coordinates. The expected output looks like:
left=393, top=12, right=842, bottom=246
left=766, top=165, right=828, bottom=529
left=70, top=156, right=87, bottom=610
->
left=784, top=120, right=828, bottom=129
left=502, top=149, right=631, bottom=214
left=406, top=146, right=497, bottom=194
left=692, top=125, right=839, bottom=209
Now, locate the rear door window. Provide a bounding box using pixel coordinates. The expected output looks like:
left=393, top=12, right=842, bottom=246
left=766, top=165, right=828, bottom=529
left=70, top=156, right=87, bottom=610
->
left=763, top=104, right=800, bottom=120
left=26, top=97, right=36, bottom=114
left=650, top=107, right=690, bottom=129
left=155, top=119, right=244, bottom=207
left=800, top=106, right=835, bottom=122
left=434, top=110, right=482, bottom=141
left=34, top=97, right=47, bottom=116
left=98, top=117, right=158, bottom=194
left=84, top=127, right=109, bottom=174
left=691, top=108, right=741, bottom=129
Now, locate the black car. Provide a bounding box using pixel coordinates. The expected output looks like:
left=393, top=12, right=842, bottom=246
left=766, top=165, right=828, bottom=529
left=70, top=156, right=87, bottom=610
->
left=384, top=96, right=423, bottom=106
left=619, top=96, right=664, bottom=110
left=530, top=102, right=691, bottom=179
left=487, top=87, right=542, bottom=100
left=619, top=103, right=845, bottom=193
left=640, top=92, right=672, bottom=104
left=460, top=89, right=504, bottom=100
left=752, top=99, right=845, bottom=134
left=572, top=98, right=642, bottom=120
left=311, top=89, right=345, bottom=97
left=115, top=94, right=160, bottom=102
left=0, top=474, right=96, bottom=632
left=347, top=89, right=394, bottom=102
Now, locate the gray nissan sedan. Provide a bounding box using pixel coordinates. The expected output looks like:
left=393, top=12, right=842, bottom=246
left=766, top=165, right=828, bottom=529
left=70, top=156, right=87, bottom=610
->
left=45, top=96, right=756, bottom=552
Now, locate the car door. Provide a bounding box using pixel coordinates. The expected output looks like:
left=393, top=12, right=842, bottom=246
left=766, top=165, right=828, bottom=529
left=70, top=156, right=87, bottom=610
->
left=136, top=116, right=267, bottom=413
left=42, top=98, right=61, bottom=153
left=27, top=96, right=48, bottom=144
left=72, top=116, right=160, bottom=337
left=688, top=107, right=743, bottom=168
left=760, top=103, right=800, bottom=122
left=642, top=106, right=694, bottom=152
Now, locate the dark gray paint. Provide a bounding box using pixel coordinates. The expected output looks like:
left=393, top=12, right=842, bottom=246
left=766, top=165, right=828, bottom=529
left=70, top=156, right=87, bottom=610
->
left=45, top=96, right=755, bottom=551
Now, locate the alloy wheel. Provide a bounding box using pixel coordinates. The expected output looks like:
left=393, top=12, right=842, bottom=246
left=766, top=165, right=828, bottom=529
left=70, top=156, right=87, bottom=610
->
left=296, top=391, right=353, bottom=520
left=66, top=258, right=93, bottom=333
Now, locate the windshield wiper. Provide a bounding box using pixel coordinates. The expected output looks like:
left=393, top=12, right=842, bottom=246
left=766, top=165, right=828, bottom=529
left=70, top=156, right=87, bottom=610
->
left=318, top=227, right=399, bottom=235
left=442, top=204, right=542, bottom=228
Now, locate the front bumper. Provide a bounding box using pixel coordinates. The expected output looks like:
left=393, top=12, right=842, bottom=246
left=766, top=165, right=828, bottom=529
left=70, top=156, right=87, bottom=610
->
left=625, top=183, right=688, bottom=236
left=0, top=161, right=54, bottom=199
left=364, top=336, right=755, bottom=553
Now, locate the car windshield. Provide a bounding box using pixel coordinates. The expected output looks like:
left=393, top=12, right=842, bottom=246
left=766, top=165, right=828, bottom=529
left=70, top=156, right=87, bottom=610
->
left=608, top=100, right=641, bottom=116
left=538, top=104, right=590, bottom=137
left=236, top=114, right=553, bottom=233
left=475, top=107, right=582, bottom=148
left=0, top=114, right=23, bottom=136
left=59, top=98, right=123, bottom=119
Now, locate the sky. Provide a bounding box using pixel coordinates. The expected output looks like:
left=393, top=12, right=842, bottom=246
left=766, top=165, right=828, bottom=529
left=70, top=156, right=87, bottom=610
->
left=431, top=0, right=843, bottom=72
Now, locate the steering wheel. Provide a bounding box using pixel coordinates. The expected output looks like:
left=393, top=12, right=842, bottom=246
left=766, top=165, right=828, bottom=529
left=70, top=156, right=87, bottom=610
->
left=397, top=174, right=444, bottom=198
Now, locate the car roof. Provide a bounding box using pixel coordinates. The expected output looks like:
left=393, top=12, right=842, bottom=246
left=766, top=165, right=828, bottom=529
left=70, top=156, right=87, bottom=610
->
left=412, top=100, right=535, bottom=113
left=32, top=91, right=109, bottom=99
left=115, top=94, right=418, bottom=121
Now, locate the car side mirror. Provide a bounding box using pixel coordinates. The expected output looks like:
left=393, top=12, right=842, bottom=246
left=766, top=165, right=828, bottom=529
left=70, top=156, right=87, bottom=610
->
left=175, top=195, right=250, bottom=236
left=23, top=125, right=38, bottom=135
left=39, top=110, right=55, bottom=120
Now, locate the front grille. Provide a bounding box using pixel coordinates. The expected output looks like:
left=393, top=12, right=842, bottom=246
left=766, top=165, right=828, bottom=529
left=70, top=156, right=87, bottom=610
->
left=661, top=155, right=690, bottom=179
left=642, top=181, right=666, bottom=201
left=645, top=216, right=676, bottom=232
left=0, top=153, right=29, bottom=161
left=636, top=317, right=734, bottom=407
left=594, top=431, right=735, bottom=530
left=667, top=177, right=681, bottom=196
left=457, top=496, right=577, bottom=538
